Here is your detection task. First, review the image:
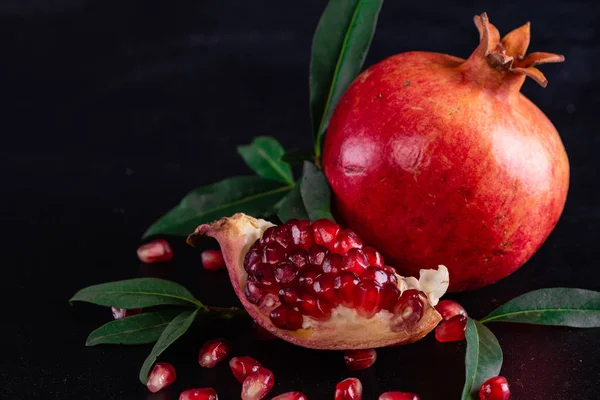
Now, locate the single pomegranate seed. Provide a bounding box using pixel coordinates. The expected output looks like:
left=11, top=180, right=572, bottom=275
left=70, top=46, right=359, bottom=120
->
left=244, top=244, right=262, bottom=273
left=313, top=273, right=340, bottom=307
left=298, top=292, right=332, bottom=321
left=308, top=245, right=329, bottom=266
left=288, top=248, right=309, bottom=270
left=382, top=265, right=398, bottom=277
left=342, top=248, right=369, bottom=275
left=289, top=219, right=314, bottom=250
left=479, top=376, right=510, bottom=400
left=260, top=226, right=277, bottom=244
left=435, top=299, right=468, bottom=320
left=274, top=262, right=299, bottom=286
left=241, top=367, right=275, bottom=400
left=435, top=315, right=467, bottom=342
left=179, top=388, right=219, bottom=400
left=298, top=266, right=322, bottom=291
left=252, top=321, right=277, bottom=340
left=201, top=249, right=225, bottom=271
left=354, top=280, right=382, bottom=318
left=333, top=229, right=363, bottom=254
left=270, top=305, right=304, bottom=330
left=146, top=362, right=176, bottom=393
left=258, top=293, right=280, bottom=315
left=379, top=283, right=401, bottom=311
left=335, top=378, right=363, bottom=400
left=363, top=246, right=384, bottom=267
left=311, top=219, right=340, bottom=250
left=111, top=307, right=142, bottom=320
left=344, top=349, right=377, bottom=371
left=272, top=225, right=292, bottom=248
left=390, top=290, right=424, bottom=331
left=262, top=242, right=286, bottom=264
left=322, top=253, right=344, bottom=274
left=379, top=392, right=421, bottom=400
left=335, top=271, right=360, bottom=308
left=362, top=266, right=395, bottom=286
left=271, top=392, right=308, bottom=400
left=198, top=338, right=231, bottom=368
left=278, top=286, right=299, bottom=307
left=245, top=280, right=264, bottom=304
left=229, top=356, right=262, bottom=383
left=137, top=239, right=173, bottom=263
left=251, top=264, right=280, bottom=294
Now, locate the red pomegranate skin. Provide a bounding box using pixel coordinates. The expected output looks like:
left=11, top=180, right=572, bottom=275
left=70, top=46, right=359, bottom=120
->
left=323, top=17, right=569, bottom=291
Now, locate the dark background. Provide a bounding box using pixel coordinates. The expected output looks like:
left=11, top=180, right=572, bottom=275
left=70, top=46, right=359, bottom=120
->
left=2, top=0, right=599, bottom=399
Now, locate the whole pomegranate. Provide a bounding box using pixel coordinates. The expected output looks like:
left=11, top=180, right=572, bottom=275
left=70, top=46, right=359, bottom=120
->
left=322, top=13, right=569, bottom=291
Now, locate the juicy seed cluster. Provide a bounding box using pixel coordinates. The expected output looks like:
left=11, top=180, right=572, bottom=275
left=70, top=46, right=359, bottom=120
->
left=242, top=219, right=424, bottom=331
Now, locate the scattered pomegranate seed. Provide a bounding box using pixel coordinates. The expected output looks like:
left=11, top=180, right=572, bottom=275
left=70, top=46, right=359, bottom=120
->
left=435, top=315, right=467, bottom=342
left=230, top=356, right=263, bottom=383
left=241, top=367, right=275, bottom=400
left=322, top=253, right=344, bottom=274
left=354, top=280, right=382, bottom=318
left=252, top=321, right=277, bottom=340
left=313, top=273, right=340, bottom=307
left=311, top=219, right=340, bottom=250
left=289, top=219, right=314, bottom=250
left=308, top=245, right=329, bottom=266
left=179, top=388, right=219, bottom=400
left=335, top=377, right=363, bottom=400
left=298, top=292, right=333, bottom=321
left=198, top=338, right=232, bottom=368
left=342, top=248, right=369, bottom=275
left=344, top=349, right=377, bottom=371
left=201, top=249, right=225, bottom=271
left=271, top=392, right=307, bottom=400
left=379, top=392, right=420, bottom=400
left=146, top=362, right=176, bottom=393
left=278, top=287, right=299, bottom=307
left=435, top=299, right=468, bottom=320
left=363, top=246, right=384, bottom=267
left=111, top=307, right=141, bottom=320
left=270, top=305, right=304, bottom=330
left=479, top=376, right=510, bottom=400
left=333, top=229, right=363, bottom=254
left=137, top=239, right=173, bottom=263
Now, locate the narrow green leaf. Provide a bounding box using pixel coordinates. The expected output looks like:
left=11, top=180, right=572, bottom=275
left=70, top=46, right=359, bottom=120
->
left=237, top=137, right=294, bottom=184
left=310, top=0, right=384, bottom=158
left=299, top=161, right=335, bottom=221
left=480, top=288, right=600, bottom=327
left=462, top=319, right=503, bottom=400
left=277, top=183, right=309, bottom=222
left=280, top=150, right=314, bottom=165
left=70, top=278, right=203, bottom=309
left=139, top=309, right=198, bottom=384
left=143, top=176, right=293, bottom=238
left=86, top=311, right=181, bottom=346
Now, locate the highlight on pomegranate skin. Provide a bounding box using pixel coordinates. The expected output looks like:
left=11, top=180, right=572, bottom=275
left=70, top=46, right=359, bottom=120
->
left=379, top=392, right=421, bottom=400
left=344, top=349, right=377, bottom=371
left=230, top=356, right=263, bottom=383
left=179, top=388, right=219, bottom=400
left=241, top=367, right=275, bottom=400
left=435, top=315, right=468, bottom=342
left=198, top=338, right=231, bottom=368
left=435, top=300, right=468, bottom=320
left=271, top=392, right=308, bottom=400
left=111, top=306, right=142, bottom=320
left=187, top=213, right=450, bottom=350
left=137, top=239, right=173, bottom=263
left=479, top=376, right=511, bottom=400
left=146, top=362, right=176, bottom=393
left=335, top=377, right=363, bottom=400
left=202, top=249, right=226, bottom=271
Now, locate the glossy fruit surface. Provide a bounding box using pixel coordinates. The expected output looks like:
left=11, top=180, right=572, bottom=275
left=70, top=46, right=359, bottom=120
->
left=202, top=249, right=225, bottom=270
left=179, top=388, right=219, bottom=400
left=137, top=239, right=173, bottom=263
left=198, top=338, right=231, bottom=368
left=323, top=13, right=569, bottom=292
left=435, top=315, right=467, bottom=342
left=479, top=376, right=511, bottom=400
left=335, top=378, right=362, bottom=400
left=344, top=349, right=377, bottom=371
left=230, top=356, right=262, bottom=383
left=241, top=367, right=274, bottom=400
left=146, top=362, right=176, bottom=393
left=435, top=300, right=467, bottom=320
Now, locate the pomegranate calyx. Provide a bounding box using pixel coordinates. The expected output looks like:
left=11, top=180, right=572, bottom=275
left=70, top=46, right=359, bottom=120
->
left=188, top=213, right=445, bottom=350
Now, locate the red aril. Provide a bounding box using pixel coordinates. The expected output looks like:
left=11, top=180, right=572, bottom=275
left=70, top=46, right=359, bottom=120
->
left=202, top=249, right=225, bottom=271
left=335, top=378, right=362, bottom=400
left=334, top=229, right=363, bottom=254
left=146, top=362, right=176, bottom=393
left=435, top=315, right=468, bottom=342
left=179, top=388, right=219, bottom=400
left=111, top=307, right=141, bottom=320
left=137, top=239, right=173, bottom=263
left=272, top=392, right=307, bottom=400
left=379, top=393, right=420, bottom=400
left=229, top=356, right=262, bottom=383
left=344, top=349, right=377, bottom=371
left=188, top=214, right=449, bottom=350
left=363, top=246, right=384, bottom=267
left=435, top=300, right=468, bottom=320
left=198, top=338, right=231, bottom=368
left=479, top=376, right=511, bottom=400
left=323, top=13, right=569, bottom=292
left=241, top=367, right=275, bottom=400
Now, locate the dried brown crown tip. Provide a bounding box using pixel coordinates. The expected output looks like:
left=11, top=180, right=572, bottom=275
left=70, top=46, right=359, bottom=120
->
left=473, top=12, right=565, bottom=87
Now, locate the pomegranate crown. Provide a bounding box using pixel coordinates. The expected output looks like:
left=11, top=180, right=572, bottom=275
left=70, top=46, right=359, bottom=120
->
left=473, top=12, right=564, bottom=87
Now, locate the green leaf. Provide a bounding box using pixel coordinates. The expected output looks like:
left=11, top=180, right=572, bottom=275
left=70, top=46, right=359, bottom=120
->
left=139, top=309, right=198, bottom=384
left=462, top=319, right=503, bottom=400
left=70, top=278, right=203, bottom=309
left=143, top=176, right=293, bottom=238
left=299, top=161, right=335, bottom=221
left=277, top=183, right=309, bottom=222
left=310, top=0, right=384, bottom=158
left=237, top=137, right=294, bottom=184
left=86, top=311, right=181, bottom=346
left=480, top=288, right=600, bottom=327
left=280, top=150, right=314, bottom=165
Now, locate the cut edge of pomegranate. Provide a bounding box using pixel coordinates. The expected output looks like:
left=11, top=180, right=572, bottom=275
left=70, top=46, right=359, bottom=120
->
left=188, top=213, right=446, bottom=350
